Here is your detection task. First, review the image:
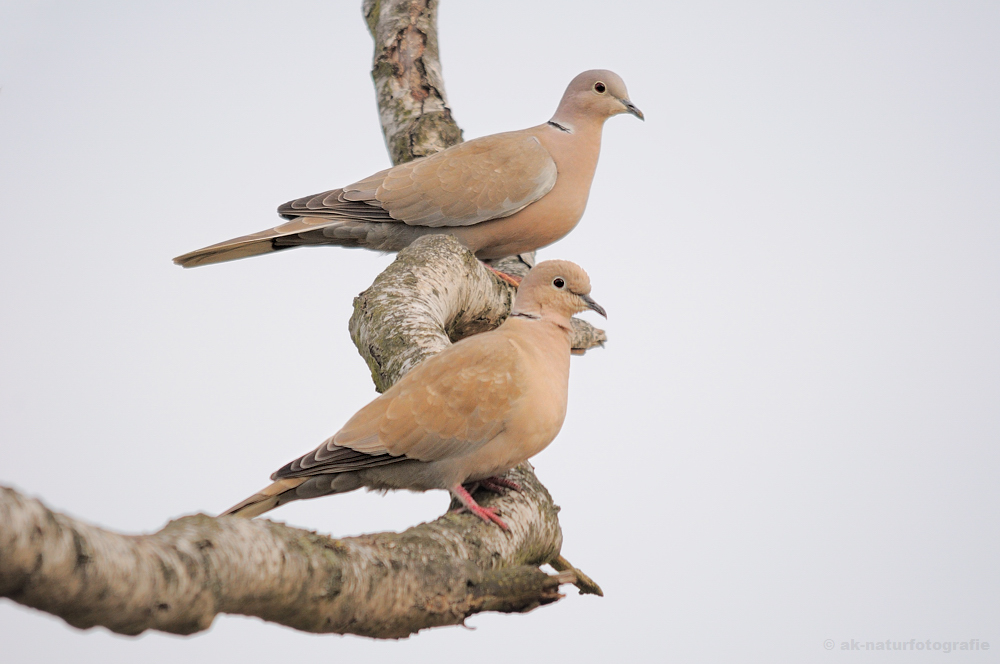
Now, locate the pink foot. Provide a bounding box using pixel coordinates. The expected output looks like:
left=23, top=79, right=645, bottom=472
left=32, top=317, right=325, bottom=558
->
left=484, top=263, right=523, bottom=287
left=450, top=484, right=509, bottom=531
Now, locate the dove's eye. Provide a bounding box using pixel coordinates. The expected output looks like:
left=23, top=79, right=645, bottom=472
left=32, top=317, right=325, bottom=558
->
left=552, top=277, right=566, bottom=289
left=594, top=82, right=606, bottom=94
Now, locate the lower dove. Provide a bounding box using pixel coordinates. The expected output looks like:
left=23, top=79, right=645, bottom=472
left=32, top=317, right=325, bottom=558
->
left=222, top=260, right=605, bottom=530
left=173, top=70, right=642, bottom=269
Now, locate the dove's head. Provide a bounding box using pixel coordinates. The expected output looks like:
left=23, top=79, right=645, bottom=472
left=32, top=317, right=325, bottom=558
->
left=511, top=260, right=606, bottom=323
left=551, top=69, right=643, bottom=128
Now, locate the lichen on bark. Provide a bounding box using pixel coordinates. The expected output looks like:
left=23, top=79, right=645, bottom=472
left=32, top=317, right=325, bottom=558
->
left=362, top=0, right=463, bottom=165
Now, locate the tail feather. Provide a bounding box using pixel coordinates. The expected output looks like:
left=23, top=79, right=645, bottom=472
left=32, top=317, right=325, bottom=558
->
left=220, top=478, right=307, bottom=518
left=173, top=215, right=360, bottom=268
left=173, top=238, right=285, bottom=268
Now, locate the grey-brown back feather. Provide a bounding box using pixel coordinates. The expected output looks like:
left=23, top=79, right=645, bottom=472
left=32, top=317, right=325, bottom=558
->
left=272, top=444, right=405, bottom=479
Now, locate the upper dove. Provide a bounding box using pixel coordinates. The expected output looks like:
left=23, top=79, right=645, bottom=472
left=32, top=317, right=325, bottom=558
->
left=221, top=260, right=606, bottom=530
left=174, top=70, right=642, bottom=268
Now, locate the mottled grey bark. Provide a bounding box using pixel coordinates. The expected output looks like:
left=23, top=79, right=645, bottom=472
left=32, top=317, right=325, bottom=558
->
left=362, top=0, right=463, bottom=164
left=0, top=466, right=570, bottom=638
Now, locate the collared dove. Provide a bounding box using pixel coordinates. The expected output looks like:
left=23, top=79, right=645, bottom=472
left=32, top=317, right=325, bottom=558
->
left=221, top=260, right=606, bottom=530
left=174, top=70, right=642, bottom=268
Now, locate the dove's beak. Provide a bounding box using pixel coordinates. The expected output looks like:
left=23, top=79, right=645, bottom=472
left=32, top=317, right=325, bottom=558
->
left=621, top=99, right=644, bottom=121
left=579, top=294, right=607, bottom=318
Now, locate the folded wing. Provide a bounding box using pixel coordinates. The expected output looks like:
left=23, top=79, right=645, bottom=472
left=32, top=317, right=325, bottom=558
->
left=273, top=333, right=525, bottom=480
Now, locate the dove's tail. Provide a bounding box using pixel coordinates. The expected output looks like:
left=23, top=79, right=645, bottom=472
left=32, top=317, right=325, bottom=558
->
left=172, top=217, right=407, bottom=267
left=220, top=478, right=308, bottom=518
left=172, top=235, right=287, bottom=268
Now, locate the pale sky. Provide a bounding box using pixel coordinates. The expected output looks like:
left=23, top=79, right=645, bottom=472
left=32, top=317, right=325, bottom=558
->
left=1, top=2, right=998, bottom=662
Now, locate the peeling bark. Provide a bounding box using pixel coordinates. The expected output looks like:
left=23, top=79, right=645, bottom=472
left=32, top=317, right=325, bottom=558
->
left=363, top=0, right=463, bottom=165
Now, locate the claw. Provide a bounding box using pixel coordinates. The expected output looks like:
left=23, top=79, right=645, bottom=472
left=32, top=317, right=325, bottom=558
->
left=479, top=476, right=523, bottom=493
left=450, top=483, right=510, bottom=530
left=484, top=263, right=523, bottom=287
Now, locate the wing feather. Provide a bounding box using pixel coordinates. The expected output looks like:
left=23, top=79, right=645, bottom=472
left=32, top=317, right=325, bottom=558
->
left=279, top=132, right=556, bottom=229
left=272, top=332, right=525, bottom=479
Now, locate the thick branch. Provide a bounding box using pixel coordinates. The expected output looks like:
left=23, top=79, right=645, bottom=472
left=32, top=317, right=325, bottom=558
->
left=363, top=0, right=462, bottom=165
left=0, top=464, right=566, bottom=638
left=350, top=235, right=608, bottom=393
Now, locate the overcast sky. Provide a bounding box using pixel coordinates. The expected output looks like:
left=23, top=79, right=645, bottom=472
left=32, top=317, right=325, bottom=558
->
left=1, top=1, right=998, bottom=662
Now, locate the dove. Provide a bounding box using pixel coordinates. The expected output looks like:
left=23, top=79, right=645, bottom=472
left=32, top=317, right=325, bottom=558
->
left=174, top=70, right=642, bottom=268
left=221, top=260, right=606, bottom=530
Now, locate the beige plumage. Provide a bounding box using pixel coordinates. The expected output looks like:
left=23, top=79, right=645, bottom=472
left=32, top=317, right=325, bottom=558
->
left=174, top=70, right=642, bottom=268
left=222, top=260, right=606, bottom=529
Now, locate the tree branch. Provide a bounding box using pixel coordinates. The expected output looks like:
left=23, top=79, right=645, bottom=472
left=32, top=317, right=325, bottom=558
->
left=362, top=0, right=462, bottom=164
left=0, top=464, right=568, bottom=638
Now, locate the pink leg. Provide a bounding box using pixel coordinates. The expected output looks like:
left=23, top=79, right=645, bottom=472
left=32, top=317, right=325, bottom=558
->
left=450, top=484, right=509, bottom=531
left=484, top=263, right=523, bottom=287
left=478, top=476, right=523, bottom=493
